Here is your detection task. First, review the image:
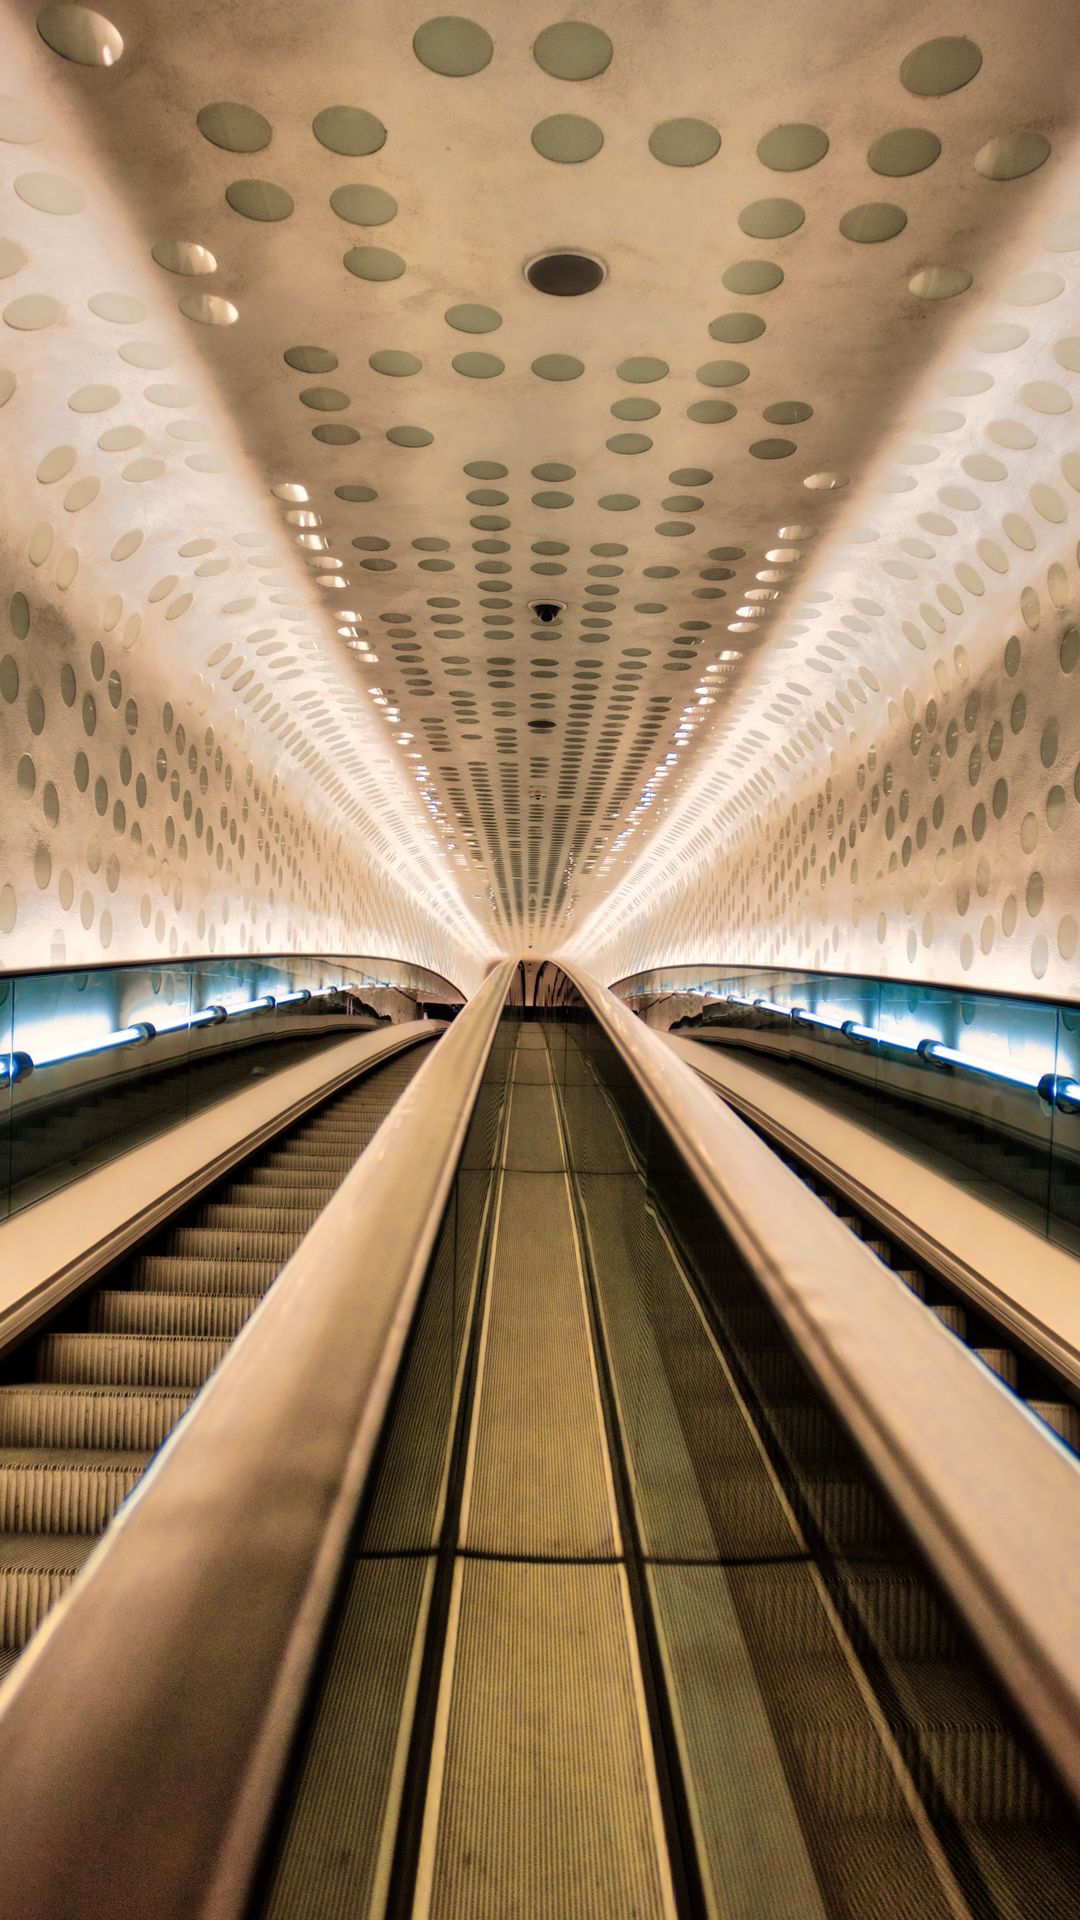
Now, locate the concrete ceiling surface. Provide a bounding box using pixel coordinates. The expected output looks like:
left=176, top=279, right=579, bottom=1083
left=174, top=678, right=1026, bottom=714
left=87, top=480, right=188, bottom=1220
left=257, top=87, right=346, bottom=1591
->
left=4, top=1, right=1080, bottom=980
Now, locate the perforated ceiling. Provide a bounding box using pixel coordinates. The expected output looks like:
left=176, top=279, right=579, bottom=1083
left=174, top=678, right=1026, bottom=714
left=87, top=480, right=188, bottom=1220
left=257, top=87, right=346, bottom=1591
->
left=4, top=1, right=1080, bottom=986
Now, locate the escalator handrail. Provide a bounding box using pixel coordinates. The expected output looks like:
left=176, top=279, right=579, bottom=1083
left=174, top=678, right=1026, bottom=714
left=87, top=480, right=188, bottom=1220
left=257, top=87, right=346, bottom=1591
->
left=561, top=962, right=1080, bottom=1811
left=0, top=959, right=516, bottom=1920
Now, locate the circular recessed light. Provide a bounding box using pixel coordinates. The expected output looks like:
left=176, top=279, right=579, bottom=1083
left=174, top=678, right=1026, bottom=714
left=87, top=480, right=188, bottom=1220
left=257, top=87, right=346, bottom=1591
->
left=531, top=115, right=603, bottom=164
left=196, top=102, right=271, bottom=153
left=525, top=250, right=606, bottom=297
left=38, top=4, right=123, bottom=66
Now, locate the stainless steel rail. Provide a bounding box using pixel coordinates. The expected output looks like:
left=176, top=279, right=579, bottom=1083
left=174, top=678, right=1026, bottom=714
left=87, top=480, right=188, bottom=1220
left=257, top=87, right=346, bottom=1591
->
left=0, top=960, right=515, bottom=1920
left=561, top=963, right=1080, bottom=1811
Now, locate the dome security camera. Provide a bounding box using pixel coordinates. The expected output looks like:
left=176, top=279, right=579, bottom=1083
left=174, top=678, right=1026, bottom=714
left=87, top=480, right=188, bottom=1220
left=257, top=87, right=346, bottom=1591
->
left=530, top=600, right=564, bottom=624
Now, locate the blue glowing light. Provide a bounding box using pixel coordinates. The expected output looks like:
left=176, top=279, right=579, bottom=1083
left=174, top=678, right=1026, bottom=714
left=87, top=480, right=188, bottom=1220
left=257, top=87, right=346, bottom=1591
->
left=716, top=992, right=1063, bottom=1093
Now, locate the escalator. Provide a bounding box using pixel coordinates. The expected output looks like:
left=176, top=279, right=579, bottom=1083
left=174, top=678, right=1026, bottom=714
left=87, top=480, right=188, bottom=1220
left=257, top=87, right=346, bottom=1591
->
left=254, top=1020, right=1080, bottom=1920
left=0, top=980, right=1077, bottom=1919
left=735, top=1124, right=1080, bottom=1454
left=0, top=1042, right=430, bottom=1682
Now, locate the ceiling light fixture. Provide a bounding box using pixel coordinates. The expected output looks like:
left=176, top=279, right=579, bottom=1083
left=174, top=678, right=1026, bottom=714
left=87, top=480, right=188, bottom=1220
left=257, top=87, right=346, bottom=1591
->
left=525, top=250, right=607, bottom=297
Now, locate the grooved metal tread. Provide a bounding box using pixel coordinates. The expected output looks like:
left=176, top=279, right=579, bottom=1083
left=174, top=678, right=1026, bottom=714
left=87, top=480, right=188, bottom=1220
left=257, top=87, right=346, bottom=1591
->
left=36, top=1332, right=232, bottom=1389
left=0, top=1446, right=151, bottom=1471
left=197, top=1204, right=322, bottom=1232
left=90, top=1291, right=263, bottom=1337
left=464, top=1171, right=617, bottom=1559
left=0, top=1532, right=99, bottom=1571
left=162, top=1226, right=304, bottom=1261
left=419, top=1036, right=670, bottom=1920
left=501, top=1082, right=565, bottom=1174
left=0, top=1455, right=146, bottom=1534
left=422, top=1561, right=673, bottom=1920
left=129, top=1254, right=279, bottom=1294
left=220, top=1178, right=341, bottom=1203
left=0, top=1385, right=195, bottom=1450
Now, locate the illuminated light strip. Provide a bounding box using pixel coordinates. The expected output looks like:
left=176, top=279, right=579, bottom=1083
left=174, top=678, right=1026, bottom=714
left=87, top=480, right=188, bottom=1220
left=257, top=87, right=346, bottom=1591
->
left=920, top=1040, right=1041, bottom=1090
left=144, top=1006, right=223, bottom=1038
left=840, top=1020, right=882, bottom=1045
left=1, top=982, right=359, bottom=1081
left=788, top=1003, right=850, bottom=1033
left=32, top=1023, right=155, bottom=1070
left=843, top=1020, right=922, bottom=1055
left=717, top=992, right=1076, bottom=1096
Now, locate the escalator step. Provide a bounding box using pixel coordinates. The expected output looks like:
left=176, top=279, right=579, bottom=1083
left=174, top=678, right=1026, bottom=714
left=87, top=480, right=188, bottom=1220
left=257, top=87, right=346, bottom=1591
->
left=36, top=1332, right=231, bottom=1390
left=242, top=1166, right=343, bottom=1192
left=974, top=1348, right=1019, bottom=1389
left=218, top=1180, right=338, bottom=1208
left=1028, top=1401, right=1080, bottom=1451
left=163, top=1226, right=301, bottom=1261
left=0, top=1538, right=98, bottom=1648
left=788, top=1707, right=1047, bottom=1822
left=128, top=1253, right=279, bottom=1294
left=0, top=1385, right=193, bottom=1450
left=90, top=1292, right=263, bottom=1338
left=896, top=1269, right=927, bottom=1298
left=0, top=1457, right=145, bottom=1533
left=197, top=1203, right=318, bottom=1233
left=261, top=1151, right=358, bottom=1173
left=930, top=1303, right=967, bottom=1338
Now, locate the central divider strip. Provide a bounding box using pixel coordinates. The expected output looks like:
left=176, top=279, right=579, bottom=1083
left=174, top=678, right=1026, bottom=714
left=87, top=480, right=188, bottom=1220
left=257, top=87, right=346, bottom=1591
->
left=411, top=1027, right=677, bottom=1920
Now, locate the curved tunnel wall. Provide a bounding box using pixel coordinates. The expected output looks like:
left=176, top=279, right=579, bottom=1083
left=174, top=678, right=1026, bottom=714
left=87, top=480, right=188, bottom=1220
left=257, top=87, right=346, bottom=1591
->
left=575, top=222, right=1080, bottom=1001
left=0, top=552, right=473, bottom=987
left=0, top=11, right=484, bottom=994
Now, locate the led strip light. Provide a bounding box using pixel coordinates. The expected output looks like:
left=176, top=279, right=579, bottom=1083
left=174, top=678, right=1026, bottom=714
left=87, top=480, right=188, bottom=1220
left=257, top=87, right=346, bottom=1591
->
left=699, top=991, right=1080, bottom=1114
left=0, top=984, right=352, bottom=1085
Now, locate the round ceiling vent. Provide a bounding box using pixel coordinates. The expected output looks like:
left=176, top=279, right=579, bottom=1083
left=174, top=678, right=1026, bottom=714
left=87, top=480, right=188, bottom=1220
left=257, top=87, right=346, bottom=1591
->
left=525, top=250, right=606, bottom=297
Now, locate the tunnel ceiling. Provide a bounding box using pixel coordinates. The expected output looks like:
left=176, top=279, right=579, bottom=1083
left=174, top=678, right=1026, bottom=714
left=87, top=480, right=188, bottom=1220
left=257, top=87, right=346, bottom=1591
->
left=4, top=1, right=1080, bottom=960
